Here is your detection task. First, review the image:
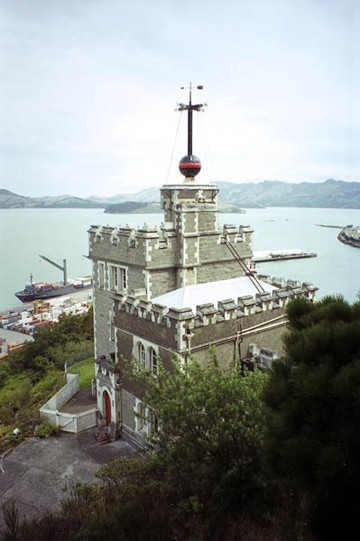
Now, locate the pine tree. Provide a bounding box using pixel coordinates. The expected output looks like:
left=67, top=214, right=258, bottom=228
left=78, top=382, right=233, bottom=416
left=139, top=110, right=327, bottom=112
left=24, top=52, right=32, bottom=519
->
left=264, top=295, right=360, bottom=540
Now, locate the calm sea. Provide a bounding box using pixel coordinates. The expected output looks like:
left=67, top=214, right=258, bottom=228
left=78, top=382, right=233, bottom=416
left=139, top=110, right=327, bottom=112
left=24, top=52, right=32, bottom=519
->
left=1, top=207, right=359, bottom=311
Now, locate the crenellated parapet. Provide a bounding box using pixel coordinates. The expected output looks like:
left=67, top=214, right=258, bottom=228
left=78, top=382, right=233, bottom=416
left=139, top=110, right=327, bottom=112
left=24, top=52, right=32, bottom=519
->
left=89, top=223, right=176, bottom=254
left=221, top=224, right=253, bottom=245
left=112, top=276, right=317, bottom=332
left=88, top=221, right=252, bottom=248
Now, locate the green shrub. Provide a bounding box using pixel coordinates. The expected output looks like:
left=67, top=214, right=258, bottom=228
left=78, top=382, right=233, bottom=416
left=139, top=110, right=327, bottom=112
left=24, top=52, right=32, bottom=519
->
left=0, top=375, right=32, bottom=425
left=34, top=422, right=61, bottom=438
left=1, top=499, right=20, bottom=541
left=47, top=340, right=94, bottom=369
left=8, top=308, right=94, bottom=373
left=0, top=359, right=12, bottom=391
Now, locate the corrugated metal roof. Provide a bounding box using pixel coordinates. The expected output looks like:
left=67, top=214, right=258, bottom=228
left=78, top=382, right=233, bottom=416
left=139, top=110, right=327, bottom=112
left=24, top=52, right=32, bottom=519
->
left=152, top=276, right=277, bottom=311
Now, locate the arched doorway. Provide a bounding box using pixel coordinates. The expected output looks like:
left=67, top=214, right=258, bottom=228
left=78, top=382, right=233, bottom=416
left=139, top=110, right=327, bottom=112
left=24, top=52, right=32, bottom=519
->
left=103, top=390, right=111, bottom=426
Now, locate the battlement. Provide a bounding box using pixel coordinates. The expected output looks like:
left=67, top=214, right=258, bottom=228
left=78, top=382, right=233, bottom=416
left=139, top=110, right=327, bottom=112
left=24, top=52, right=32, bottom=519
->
left=89, top=223, right=173, bottom=244
left=89, top=221, right=251, bottom=241
left=112, top=275, right=317, bottom=330
left=89, top=221, right=252, bottom=258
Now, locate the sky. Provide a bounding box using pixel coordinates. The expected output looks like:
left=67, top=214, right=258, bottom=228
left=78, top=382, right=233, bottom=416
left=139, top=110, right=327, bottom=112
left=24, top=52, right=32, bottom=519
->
left=0, top=0, right=359, bottom=197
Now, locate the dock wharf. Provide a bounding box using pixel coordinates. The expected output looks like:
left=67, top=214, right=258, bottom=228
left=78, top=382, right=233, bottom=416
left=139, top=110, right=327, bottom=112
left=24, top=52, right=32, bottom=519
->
left=253, top=250, right=317, bottom=263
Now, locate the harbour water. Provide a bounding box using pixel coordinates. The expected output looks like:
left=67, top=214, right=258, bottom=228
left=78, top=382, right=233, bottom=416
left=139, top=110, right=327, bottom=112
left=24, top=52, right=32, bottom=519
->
left=0, top=206, right=359, bottom=311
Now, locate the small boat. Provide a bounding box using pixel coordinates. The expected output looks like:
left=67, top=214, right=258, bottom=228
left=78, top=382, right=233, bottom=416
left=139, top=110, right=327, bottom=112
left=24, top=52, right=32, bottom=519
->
left=15, top=255, right=93, bottom=303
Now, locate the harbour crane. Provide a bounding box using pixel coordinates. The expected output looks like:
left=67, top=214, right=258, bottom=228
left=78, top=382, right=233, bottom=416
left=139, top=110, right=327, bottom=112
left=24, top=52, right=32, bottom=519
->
left=39, top=255, right=68, bottom=284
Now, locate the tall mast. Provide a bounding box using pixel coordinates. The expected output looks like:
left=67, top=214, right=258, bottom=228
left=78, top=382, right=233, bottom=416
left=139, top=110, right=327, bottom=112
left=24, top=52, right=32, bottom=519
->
left=178, top=83, right=204, bottom=180
left=188, top=84, right=193, bottom=155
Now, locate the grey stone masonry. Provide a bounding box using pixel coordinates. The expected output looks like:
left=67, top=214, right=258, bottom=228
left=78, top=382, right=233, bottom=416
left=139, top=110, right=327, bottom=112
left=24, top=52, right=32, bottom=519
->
left=88, top=180, right=256, bottom=359
left=112, top=275, right=316, bottom=359
left=90, top=175, right=318, bottom=444
left=89, top=183, right=253, bottom=301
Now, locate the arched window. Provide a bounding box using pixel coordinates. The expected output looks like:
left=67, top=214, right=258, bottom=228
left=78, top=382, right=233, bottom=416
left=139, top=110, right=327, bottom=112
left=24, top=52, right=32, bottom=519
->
left=137, top=342, right=145, bottom=364
left=137, top=401, right=146, bottom=431
left=149, top=347, right=158, bottom=376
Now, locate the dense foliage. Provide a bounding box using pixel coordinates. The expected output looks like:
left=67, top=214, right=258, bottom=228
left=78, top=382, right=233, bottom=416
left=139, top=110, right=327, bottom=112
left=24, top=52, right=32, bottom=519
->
left=141, top=355, right=270, bottom=533
left=9, top=306, right=94, bottom=373
left=4, top=355, right=273, bottom=541
left=264, top=295, right=360, bottom=540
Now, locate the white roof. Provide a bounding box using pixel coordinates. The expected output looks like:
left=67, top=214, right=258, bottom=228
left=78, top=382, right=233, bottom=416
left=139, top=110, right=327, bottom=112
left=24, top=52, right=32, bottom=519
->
left=152, top=276, right=277, bottom=311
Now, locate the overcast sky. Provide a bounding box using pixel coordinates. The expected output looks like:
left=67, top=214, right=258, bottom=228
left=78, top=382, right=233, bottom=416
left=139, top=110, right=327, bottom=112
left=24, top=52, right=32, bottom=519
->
left=0, top=0, right=359, bottom=197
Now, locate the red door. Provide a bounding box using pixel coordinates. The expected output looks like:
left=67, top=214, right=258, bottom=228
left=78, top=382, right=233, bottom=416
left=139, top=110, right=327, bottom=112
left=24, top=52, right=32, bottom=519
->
left=103, top=391, right=111, bottom=426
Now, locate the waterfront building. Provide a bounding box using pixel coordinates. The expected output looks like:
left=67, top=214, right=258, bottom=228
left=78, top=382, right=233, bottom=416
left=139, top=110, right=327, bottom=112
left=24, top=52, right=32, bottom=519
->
left=89, top=87, right=317, bottom=445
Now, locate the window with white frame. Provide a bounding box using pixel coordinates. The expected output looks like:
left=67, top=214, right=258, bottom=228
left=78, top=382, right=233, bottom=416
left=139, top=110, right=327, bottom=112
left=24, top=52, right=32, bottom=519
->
left=109, top=265, right=127, bottom=292
left=137, top=342, right=146, bottom=365
left=149, top=347, right=158, bottom=376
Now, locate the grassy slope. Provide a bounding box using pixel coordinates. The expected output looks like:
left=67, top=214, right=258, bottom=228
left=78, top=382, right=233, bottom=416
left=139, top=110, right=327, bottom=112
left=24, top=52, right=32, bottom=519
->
left=68, top=357, right=95, bottom=390
left=0, top=357, right=95, bottom=447
left=0, top=368, right=65, bottom=443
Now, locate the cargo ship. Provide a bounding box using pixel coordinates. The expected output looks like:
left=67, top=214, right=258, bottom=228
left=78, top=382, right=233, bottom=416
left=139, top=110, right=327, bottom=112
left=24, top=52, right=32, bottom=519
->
left=15, top=255, right=93, bottom=303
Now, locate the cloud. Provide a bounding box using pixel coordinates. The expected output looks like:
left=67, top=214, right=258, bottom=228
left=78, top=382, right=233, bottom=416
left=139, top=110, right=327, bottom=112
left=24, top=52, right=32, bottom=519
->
left=0, top=0, right=359, bottom=196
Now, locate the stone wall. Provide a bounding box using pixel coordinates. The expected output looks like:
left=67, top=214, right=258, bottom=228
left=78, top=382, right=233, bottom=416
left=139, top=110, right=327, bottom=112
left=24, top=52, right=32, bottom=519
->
left=93, top=288, right=114, bottom=358
left=109, top=275, right=316, bottom=442
left=41, top=373, right=79, bottom=411
left=112, top=276, right=316, bottom=367
left=147, top=268, right=177, bottom=298
left=89, top=220, right=255, bottom=303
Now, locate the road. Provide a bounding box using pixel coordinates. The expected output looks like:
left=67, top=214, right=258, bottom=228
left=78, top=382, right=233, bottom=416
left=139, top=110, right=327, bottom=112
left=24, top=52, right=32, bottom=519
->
left=0, top=430, right=137, bottom=533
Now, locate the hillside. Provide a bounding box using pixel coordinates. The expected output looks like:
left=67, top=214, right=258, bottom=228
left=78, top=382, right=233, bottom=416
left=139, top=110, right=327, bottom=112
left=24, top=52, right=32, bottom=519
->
left=0, top=189, right=104, bottom=209
left=217, top=179, right=360, bottom=208
left=104, top=201, right=161, bottom=214
left=1, top=179, right=360, bottom=210
left=98, top=179, right=360, bottom=209
left=88, top=187, right=159, bottom=205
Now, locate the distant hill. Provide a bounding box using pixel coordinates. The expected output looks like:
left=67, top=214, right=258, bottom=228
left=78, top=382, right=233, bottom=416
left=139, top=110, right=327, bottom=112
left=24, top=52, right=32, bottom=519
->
left=96, top=179, right=360, bottom=210
left=0, top=189, right=104, bottom=209
left=88, top=187, right=159, bottom=205
left=1, top=179, right=360, bottom=210
left=217, top=179, right=360, bottom=208
left=104, top=201, right=161, bottom=214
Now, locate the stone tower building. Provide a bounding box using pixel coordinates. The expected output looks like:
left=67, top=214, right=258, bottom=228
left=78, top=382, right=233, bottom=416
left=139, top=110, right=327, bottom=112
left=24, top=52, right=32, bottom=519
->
left=89, top=88, right=316, bottom=445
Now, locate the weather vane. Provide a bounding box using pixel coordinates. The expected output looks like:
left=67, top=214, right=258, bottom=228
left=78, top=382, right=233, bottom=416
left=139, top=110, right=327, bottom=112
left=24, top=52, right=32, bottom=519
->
left=177, top=83, right=205, bottom=179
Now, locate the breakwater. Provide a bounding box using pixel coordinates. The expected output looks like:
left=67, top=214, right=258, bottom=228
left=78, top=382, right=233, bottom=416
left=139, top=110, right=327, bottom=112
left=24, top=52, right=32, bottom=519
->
left=338, top=227, right=360, bottom=249
left=315, top=224, right=344, bottom=229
